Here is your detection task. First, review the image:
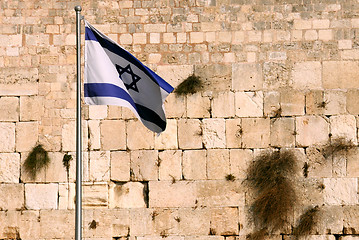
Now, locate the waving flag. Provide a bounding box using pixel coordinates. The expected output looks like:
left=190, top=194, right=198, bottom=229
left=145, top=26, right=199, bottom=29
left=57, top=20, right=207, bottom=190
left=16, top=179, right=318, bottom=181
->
left=84, top=21, right=174, bottom=133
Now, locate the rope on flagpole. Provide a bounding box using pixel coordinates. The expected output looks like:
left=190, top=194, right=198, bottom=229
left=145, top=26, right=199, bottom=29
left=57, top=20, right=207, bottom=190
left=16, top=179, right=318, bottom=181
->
left=74, top=5, right=83, bottom=240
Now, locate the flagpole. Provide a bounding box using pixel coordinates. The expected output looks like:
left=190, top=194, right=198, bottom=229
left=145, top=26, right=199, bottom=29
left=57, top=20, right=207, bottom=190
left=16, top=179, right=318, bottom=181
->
left=74, top=5, right=83, bottom=240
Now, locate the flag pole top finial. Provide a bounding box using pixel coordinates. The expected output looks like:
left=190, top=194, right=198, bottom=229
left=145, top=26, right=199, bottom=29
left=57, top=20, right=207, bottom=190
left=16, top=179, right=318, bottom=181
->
left=74, top=5, right=82, bottom=12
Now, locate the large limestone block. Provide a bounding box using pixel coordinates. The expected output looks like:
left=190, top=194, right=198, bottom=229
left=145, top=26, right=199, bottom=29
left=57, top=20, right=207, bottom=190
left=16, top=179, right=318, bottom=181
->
left=88, top=120, right=101, bottom=150
left=229, top=149, right=253, bottom=179
left=0, top=97, right=18, bottom=121
left=306, top=90, right=325, bottom=115
left=207, top=149, right=230, bottom=180
left=158, top=150, right=182, bottom=181
left=20, top=96, right=44, bottom=121
left=0, top=153, right=20, bottom=183
left=241, top=118, right=270, bottom=148
left=296, top=178, right=325, bottom=206
left=25, top=183, right=58, bottom=210
left=151, top=209, right=180, bottom=236
left=226, top=118, right=242, bottom=148
left=127, top=120, right=155, bottom=150
left=186, top=93, right=211, bottom=118
left=15, top=122, right=38, bottom=152
left=196, top=180, right=245, bottom=207
left=58, top=183, right=75, bottom=210
left=347, top=148, right=359, bottom=177
left=149, top=181, right=197, bottom=208
left=155, top=119, right=178, bottom=150
left=323, top=178, right=358, bottom=205
left=291, top=61, right=322, bottom=89
left=44, top=152, right=67, bottom=183
left=264, top=91, right=280, bottom=117
left=312, top=205, right=344, bottom=234
left=83, top=183, right=108, bottom=208
left=195, top=64, right=232, bottom=92
left=270, top=118, right=295, bottom=147
left=232, top=63, right=263, bottom=91
left=156, top=65, right=194, bottom=88
left=89, top=151, right=110, bottom=181
left=235, top=91, right=263, bottom=117
left=130, top=150, right=158, bottom=181
left=203, top=119, right=226, bottom=149
left=178, top=119, right=203, bottom=149
left=130, top=208, right=155, bottom=236
left=343, top=205, right=359, bottom=234
left=0, top=123, right=15, bottom=152
left=330, top=115, right=357, bottom=144
left=0, top=184, right=24, bottom=210
left=306, top=147, right=332, bottom=178
left=100, top=120, right=126, bottom=150
left=323, top=90, right=346, bottom=115
left=109, top=182, right=146, bottom=208
left=39, top=210, right=74, bottom=238
left=210, top=208, right=239, bottom=236
left=88, top=105, right=107, bottom=119
left=182, top=150, right=207, bottom=180
left=0, top=68, right=38, bottom=96
left=323, top=61, right=359, bottom=89
left=280, top=90, right=305, bottom=116
left=164, top=94, right=186, bottom=118
left=263, top=62, right=291, bottom=89
left=178, top=208, right=210, bottom=235
left=296, top=116, right=329, bottom=147
left=110, top=151, right=130, bottom=181
left=211, top=92, right=235, bottom=118
left=18, top=210, right=41, bottom=239
left=347, top=89, right=359, bottom=114
left=62, top=120, right=88, bottom=152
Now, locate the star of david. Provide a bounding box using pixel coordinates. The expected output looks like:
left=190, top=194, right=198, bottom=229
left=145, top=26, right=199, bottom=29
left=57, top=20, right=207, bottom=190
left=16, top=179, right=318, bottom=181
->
left=115, top=64, right=141, bottom=92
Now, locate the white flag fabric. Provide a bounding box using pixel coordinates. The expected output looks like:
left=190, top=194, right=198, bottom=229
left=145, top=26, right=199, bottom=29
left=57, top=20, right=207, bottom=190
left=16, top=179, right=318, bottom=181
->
left=84, top=21, right=174, bottom=133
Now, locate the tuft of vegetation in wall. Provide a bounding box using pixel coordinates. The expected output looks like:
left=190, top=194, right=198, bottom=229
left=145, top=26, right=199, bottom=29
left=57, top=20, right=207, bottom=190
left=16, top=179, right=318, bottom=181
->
left=293, top=206, right=319, bottom=237
left=321, top=137, right=356, bottom=158
left=247, top=150, right=297, bottom=236
left=174, top=74, right=203, bottom=95
left=23, top=144, right=50, bottom=180
left=63, top=153, right=73, bottom=181
left=246, top=228, right=267, bottom=240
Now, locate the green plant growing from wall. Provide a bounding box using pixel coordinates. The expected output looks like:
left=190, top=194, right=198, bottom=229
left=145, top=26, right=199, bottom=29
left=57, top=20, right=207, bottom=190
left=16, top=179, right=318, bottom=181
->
left=63, top=153, right=73, bottom=181
left=293, top=206, right=319, bottom=237
left=246, top=150, right=297, bottom=238
left=23, top=144, right=50, bottom=180
left=174, top=74, right=203, bottom=95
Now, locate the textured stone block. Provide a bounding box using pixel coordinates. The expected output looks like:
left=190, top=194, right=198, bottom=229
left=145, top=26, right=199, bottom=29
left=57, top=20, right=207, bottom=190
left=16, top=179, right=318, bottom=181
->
left=88, top=120, right=101, bottom=150
left=178, top=208, right=210, bottom=235
left=186, top=93, right=211, bottom=118
left=58, top=183, right=75, bottom=210
left=130, top=150, right=158, bottom=181
left=88, top=105, right=108, bottom=119
left=127, top=120, right=154, bottom=150
left=0, top=153, right=20, bottom=183
left=343, top=205, right=359, bottom=234
left=83, top=183, right=108, bottom=208
left=212, top=91, right=235, bottom=118
left=89, top=151, right=110, bottom=181
left=330, top=115, right=357, bottom=144
left=323, top=90, right=346, bottom=115
left=232, top=63, right=263, bottom=91
left=0, top=123, right=15, bottom=152
left=210, top=208, right=239, bottom=236
left=15, top=122, right=38, bottom=152
left=306, top=147, right=332, bottom=178
left=306, top=90, right=325, bottom=115
left=149, top=181, right=197, bottom=208
left=207, top=149, right=230, bottom=180
left=296, top=116, right=329, bottom=147
left=155, top=119, right=178, bottom=149
left=312, top=205, right=343, bottom=234
left=0, top=184, right=24, bottom=210
left=25, top=183, right=58, bottom=210
left=323, top=61, right=359, bottom=89
left=151, top=208, right=180, bottom=236
left=347, top=148, right=359, bottom=177
left=109, top=182, right=146, bottom=208
left=229, top=149, right=253, bottom=179
left=323, top=178, right=358, bottom=205
left=158, top=150, right=182, bottom=181
left=62, top=121, right=76, bottom=152
left=101, top=120, right=126, bottom=150
left=226, top=118, right=242, bottom=148
left=263, top=62, right=290, bottom=89
left=144, top=24, right=166, bottom=33
left=39, top=210, right=74, bottom=238
left=241, top=118, right=270, bottom=148
left=130, top=208, right=154, bottom=236
left=182, top=150, right=207, bottom=181
left=264, top=91, right=280, bottom=117
left=111, top=151, right=130, bottom=181
left=203, top=119, right=226, bottom=149
left=178, top=119, right=203, bottom=149
left=164, top=94, right=186, bottom=118
left=0, top=97, right=18, bottom=121
left=156, top=65, right=194, bottom=88
left=43, top=152, right=68, bottom=183
left=270, top=118, right=295, bottom=147
left=347, top=89, right=359, bottom=114
left=280, top=90, right=305, bottom=116
left=195, top=64, right=231, bottom=92
left=235, top=91, right=263, bottom=117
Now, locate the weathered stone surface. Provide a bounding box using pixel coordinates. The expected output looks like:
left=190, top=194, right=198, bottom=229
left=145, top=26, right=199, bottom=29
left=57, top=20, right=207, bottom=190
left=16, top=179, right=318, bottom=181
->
left=343, top=205, right=359, bottom=234
left=19, top=96, right=43, bottom=121
left=25, top=183, right=58, bottom=210
left=187, top=93, right=211, bottom=118
left=58, top=183, right=75, bottom=210
left=264, top=91, right=281, bottom=117
left=83, top=183, right=108, bottom=208
left=280, top=89, right=305, bottom=116
left=178, top=119, right=203, bottom=149
left=151, top=208, right=180, bottom=236
left=127, top=120, right=155, bottom=150
left=156, top=65, right=194, bottom=88
left=130, top=150, right=158, bottom=181
left=0, top=123, right=15, bottom=152
left=210, top=207, right=239, bottom=236
left=15, top=122, right=38, bottom=152
left=323, top=178, right=358, bottom=205
left=0, top=97, right=18, bottom=121
left=195, top=64, right=232, bottom=92
left=182, top=150, right=207, bottom=180
left=291, top=61, right=322, bottom=89
left=235, top=91, right=263, bottom=117
left=149, top=181, right=197, bottom=208
left=0, top=68, right=38, bottom=95
left=347, top=89, right=359, bottom=114
left=0, top=153, right=20, bottom=183
left=212, top=91, right=235, bottom=118
left=306, top=147, right=332, bottom=178
left=164, top=94, right=186, bottom=118
left=207, top=149, right=230, bottom=180
left=202, top=119, right=226, bottom=149
left=44, top=152, right=68, bottom=183
left=330, top=115, right=357, bottom=144
left=111, top=151, right=130, bottom=181
left=88, top=105, right=108, bottom=119
left=347, top=148, right=359, bottom=177
left=109, top=182, right=146, bottom=208
left=263, top=62, right=291, bottom=89
left=178, top=208, right=210, bottom=235
left=100, top=120, right=126, bottom=150
left=270, top=118, right=295, bottom=147
left=88, top=120, right=101, bottom=150
left=229, top=149, right=253, bottom=179
left=130, top=208, right=154, bottom=236
left=158, top=150, right=182, bottom=181
left=296, top=116, right=329, bottom=147
left=323, top=90, right=346, bottom=115
left=306, top=90, right=325, bottom=115
left=313, top=205, right=344, bottom=235
left=155, top=119, right=178, bottom=150
left=323, top=61, right=359, bottom=89
left=89, top=151, right=110, bottom=182
left=241, top=118, right=270, bottom=148
left=39, top=210, right=74, bottom=238
left=232, top=63, right=263, bottom=91
left=226, top=118, right=242, bottom=148
left=0, top=184, right=24, bottom=210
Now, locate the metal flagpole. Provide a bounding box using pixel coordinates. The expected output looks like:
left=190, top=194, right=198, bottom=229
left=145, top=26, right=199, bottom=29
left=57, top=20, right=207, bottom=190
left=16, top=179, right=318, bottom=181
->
left=74, top=5, right=83, bottom=240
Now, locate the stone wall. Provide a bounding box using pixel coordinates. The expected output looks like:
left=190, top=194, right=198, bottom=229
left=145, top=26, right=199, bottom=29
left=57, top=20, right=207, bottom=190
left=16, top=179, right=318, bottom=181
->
left=1, top=0, right=359, bottom=239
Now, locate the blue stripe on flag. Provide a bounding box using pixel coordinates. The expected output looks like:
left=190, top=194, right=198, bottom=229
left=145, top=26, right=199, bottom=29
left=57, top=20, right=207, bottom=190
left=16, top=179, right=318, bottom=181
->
left=85, top=26, right=174, bottom=94
left=84, top=83, right=166, bottom=131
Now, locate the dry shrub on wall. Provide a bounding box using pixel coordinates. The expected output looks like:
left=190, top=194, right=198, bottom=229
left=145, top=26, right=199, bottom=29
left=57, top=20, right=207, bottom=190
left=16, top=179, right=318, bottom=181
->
left=23, top=144, right=50, bottom=180
left=174, top=74, right=203, bottom=95
left=246, top=150, right=297, bottom=237
left=293, top=206, right=320, bottom=237
left=321, top=137, right=356, bottom=158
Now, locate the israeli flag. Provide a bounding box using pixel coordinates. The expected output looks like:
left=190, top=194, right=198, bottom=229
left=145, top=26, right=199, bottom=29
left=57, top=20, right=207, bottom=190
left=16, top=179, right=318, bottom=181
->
left=84, top=21, right=174, bottom=133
